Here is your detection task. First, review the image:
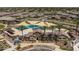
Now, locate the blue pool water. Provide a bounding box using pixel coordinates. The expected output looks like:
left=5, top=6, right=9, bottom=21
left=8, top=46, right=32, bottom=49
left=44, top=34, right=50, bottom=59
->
left=16, top=25, right=43, bottom=30
left=27, top=25, right=43, bottom=30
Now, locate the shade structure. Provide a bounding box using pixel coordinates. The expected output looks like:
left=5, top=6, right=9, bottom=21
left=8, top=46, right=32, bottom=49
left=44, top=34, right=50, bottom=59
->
left=0, top=16, right=16, bottom=21
left=35, top=21, right=56, bottom=27
left=28, top=21, right=40, bottom=24
left=17, top=21, right=30, bottom=26
left=17, top=21, right=56, bottom=27
left=46, top=22, right=56, bottom=27
left=17, top=21, right=39, bottom=26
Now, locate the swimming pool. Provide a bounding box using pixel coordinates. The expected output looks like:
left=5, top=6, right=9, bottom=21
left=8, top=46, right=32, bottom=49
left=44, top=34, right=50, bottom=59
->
left=27, top=25, right=43, bottom=30
left=16, top=25, right=44, bottom=30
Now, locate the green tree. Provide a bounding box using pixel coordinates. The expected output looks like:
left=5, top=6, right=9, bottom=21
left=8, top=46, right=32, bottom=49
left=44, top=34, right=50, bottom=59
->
left=43, top=26, right=47, bottom=35
left=50, top=25, right=56, bottom=34
left=56, top=23, right=63, bottom=35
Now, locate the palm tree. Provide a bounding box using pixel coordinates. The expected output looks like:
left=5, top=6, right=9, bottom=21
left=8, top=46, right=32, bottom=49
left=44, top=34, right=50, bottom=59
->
left=17, top=25, right=27, bottom=38
left=43, top=26, right=47, bottom=35
left=19, top=26, right=24, bottom=37
left=56, top=23, right=63, bottom=35
left=53, top=35, right=58, bottom=42
left=50, top=26, right=56, bottom=34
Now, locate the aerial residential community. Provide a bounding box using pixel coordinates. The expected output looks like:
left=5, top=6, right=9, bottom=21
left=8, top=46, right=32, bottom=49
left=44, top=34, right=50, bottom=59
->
left=0, top=8, right=79, bottom=51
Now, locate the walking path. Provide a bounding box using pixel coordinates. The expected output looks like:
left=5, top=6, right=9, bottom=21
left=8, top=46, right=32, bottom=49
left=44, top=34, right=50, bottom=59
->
left=3, top=36, right=16, bottom=51
left=20, top=42, right=63, bottom=51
